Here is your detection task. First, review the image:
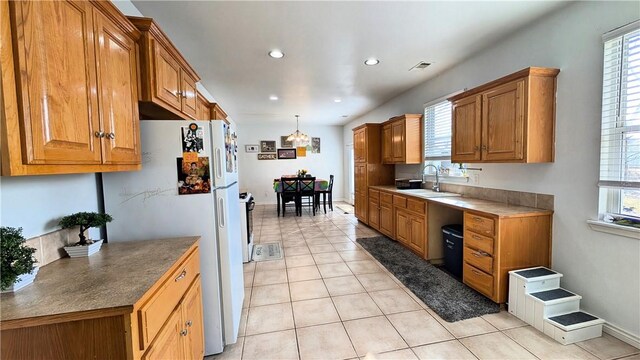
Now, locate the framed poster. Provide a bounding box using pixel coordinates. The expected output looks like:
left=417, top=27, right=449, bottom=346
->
left=297, top=146, right=307, bottom=157
left=181, top=123, right=205, bottom=154
left=258, top=153, right=277, bottom=160
left=260, top=140, right=276, bottom=152
left=280, top=136, right=294, bottom=148
left=277, top=148, right=297, bottom=159
left=245, top=144, right=259, bottom=153
left=312, top=137, right=321, bottom=153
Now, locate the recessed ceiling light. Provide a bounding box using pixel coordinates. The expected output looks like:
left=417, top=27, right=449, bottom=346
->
left=334, top=98, right=342, bottom=103
left=269, top=95, right=279, bottom=101
left=268, top=49, right=285, bottom=59
left=364, top=58, right=380, bottom=66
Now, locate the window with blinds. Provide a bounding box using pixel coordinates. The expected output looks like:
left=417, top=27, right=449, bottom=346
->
left=424, top=100, right=452, bottom=160
left=599, top=21, right=640, bottom=217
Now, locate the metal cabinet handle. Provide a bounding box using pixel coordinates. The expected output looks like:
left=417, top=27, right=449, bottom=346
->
left=472, top=269, right=482, bottom=276
left=95, top=131, right=105, bottom=138
left=472, top=235, right=481, bottom=240
left=180, top=329, right=188, bottom=336
left=481, top=145, right=487, bottom=150
left=176, top=91, right=183, bottom=97
left=186, top=320, right=193, bottom=327
left=473, top=217, right=483, bottom=222
left=107, top=132, right=115, bottom=139
left=174, top=270, right=187, bottom=282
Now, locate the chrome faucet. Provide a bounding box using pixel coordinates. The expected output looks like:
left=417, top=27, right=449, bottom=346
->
left=423, top=164, right=440, bottom=192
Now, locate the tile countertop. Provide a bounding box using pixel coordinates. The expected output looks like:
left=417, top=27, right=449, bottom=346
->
left=369, top=185, right=553, bottom=218
left=0, top=236, right=200, bottom=324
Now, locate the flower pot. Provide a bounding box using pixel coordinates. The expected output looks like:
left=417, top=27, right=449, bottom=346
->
left=64, top=239, right=104, bottom=257
left=1, top=266, right=39, bottom=293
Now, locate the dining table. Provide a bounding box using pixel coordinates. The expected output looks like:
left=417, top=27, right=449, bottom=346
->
left=273, top=176, right=329, bottom=216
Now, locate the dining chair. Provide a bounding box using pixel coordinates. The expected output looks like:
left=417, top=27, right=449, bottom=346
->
left=297, top=177, right=316, bottom=216
left=280, top=177, right=299, bottom=217
left=316, top=175, right=334, bottom=213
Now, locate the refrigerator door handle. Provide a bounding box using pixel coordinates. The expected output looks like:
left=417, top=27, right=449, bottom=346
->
left=218, top=197, right=226, bottom=228
left=215, top=148, right=223, bottom=180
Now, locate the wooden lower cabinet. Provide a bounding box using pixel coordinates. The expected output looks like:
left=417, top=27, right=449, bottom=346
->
left=409, top=215, right=426, bottom=255
left=144, top=307, right=185, bottom=360
left=379, top=203, right=394, bottom=237
left=395, top=209, right=410, bottom=245
left=368, top=198, right=380, bottom=229
left=462, top=211, right=551, bottom=303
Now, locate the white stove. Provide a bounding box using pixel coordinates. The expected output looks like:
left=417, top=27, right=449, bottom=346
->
left=239, top=192, right=254, bottom=263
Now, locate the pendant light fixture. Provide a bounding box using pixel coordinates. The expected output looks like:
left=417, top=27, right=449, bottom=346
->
left=286, top=115, right=309, bottom=146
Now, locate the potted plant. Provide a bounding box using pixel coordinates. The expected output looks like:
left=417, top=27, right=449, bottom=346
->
left=59, top=212, right=113, bottom=257
left=1, top=227, right=38, bottom=292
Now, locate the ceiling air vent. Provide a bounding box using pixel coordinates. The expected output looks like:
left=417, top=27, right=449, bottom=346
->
left=409, top=61, right=431, bottom=71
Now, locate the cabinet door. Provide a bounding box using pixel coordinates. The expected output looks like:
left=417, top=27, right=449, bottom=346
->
left=382, top=124, right=393, bottom=163
left=451, top=95, right=482, bottom=162
left=354, top=163, right=367, bottom=193
left=379, top=204, right=394, bottom=237
left=11, top=0, right=102, bottom=165
left=482, top=80, right=525, bottom=161
left=94, top=9, right=141, bottom=165
left=353, top=129, right=366, bottom=162
left=180, top=70, right=198, bottom=119
left=408, top=215, right=426, bottom=257
left=395, top=210, right=410, bottom=245
left=355, top=191, right=367, bottom=223
left=154, top=44, right=182, bottom=112
left=368, top=200, right=380, bottom=230
left=182, top=278, right=204, bottom=360
left=391, top=121, right=405, bottom=162
left=143, top=307, right=184, bottom=360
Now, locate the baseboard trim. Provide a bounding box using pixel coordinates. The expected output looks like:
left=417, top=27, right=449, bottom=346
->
left=603, top=323, right=640, bottom=349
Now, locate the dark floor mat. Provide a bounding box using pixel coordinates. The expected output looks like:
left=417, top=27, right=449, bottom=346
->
left=357, top=236, right=500, bottom=322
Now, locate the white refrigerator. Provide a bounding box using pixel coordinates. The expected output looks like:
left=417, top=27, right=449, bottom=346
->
left=102, top=120, right=244, bottom=355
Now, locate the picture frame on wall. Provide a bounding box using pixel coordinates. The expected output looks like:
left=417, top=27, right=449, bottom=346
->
left=280, top=136, right=294, bottom=148
left=312, top=137, right=321, bottom=153
left=297, top=146, right=307, bottom=157
left=277, top=148, right=297, bottom=159
left=258, top=153, right=277, bottom=160
left=260, top=140, right=276, bottom=153
left=245, top=144, right=259, bottom=153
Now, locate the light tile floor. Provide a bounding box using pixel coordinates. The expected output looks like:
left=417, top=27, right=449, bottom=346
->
left=207, top=203, right=639, bottom=360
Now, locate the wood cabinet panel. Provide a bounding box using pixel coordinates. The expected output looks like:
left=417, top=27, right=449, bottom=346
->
left=464, top=230, right=494, bottom=255
left=154, top=44, right=182, bottom=111
left=391, top=121, right=405, bottom=162
left=382, top=124, right=393, bottom=163
left=180, top=70, right=198, bottom=119
left=463, top=246, right=493, bottom=273
left=451, top=95, right=482, bottom=162
left=94, top=8, right=141, bottom=165
left=368, top=198, right=380, bottom=229
left=11, top=0, right=102, bottom=165
left=181, top=278, right=204, bottom=360
left=143, top=307, right=184, bottom=360
left=395, top=210, right=410, bottom=245
left=464, top=212, right=495, bottom=237
left=409, top=215, right=426, bottom=257
left=463, top=263, right=494, bottom=298
left=482, top=79, right=525, bottom=161
left=354, top=128, right=366, bottom=162
left=379, top=204, right=394, bottom=237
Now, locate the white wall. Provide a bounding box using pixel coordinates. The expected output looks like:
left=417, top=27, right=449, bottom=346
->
left=0, top=175, right=100, bottom=239
left=343, top=1, right=640, bottom=340
left=237, top=124, right=343, bottom=205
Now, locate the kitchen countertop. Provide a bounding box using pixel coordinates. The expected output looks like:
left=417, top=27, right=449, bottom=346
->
left=369, top=185, right=553, bottom=218
left=1, top=236, right=199, bottom=325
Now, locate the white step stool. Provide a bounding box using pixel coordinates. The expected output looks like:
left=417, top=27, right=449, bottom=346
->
left=508, top=267, right=563, bottom=321
left=544, top=311, right=605, bottom=345
left=526, top=288, right=581, bottom=331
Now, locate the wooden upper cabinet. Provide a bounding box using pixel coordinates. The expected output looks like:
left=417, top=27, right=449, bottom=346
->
left=449, top=67, right=559, bottom=163
left=94, top=7, right=141, bottom=165
left=353, top=127, right=366, bottom=162
left=128, top=16, right=201, bottom=120
left=382, top=114, right=423, bottom=164
left=10, top=0, right=102, bottom=165
left=196, top=92, right=210, bottom=120
left=210, top=103, right=229, bottom=122
left=451, top=95, right=482, bottom=162
left=1, top=0, right=142, bottom=175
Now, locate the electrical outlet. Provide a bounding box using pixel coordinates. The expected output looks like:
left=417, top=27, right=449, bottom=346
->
left=473, top=174, right=480, bottom=184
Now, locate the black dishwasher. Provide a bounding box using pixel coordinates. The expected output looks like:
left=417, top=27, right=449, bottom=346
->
left=442, top=224, right=464, bottom=278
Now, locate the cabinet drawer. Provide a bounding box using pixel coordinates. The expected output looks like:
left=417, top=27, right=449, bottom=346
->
left=463, top=263, right=494, bottom=298
left=369, top=189, right=380, bottom=201
left=464, top=212, right=495, bottom=237
left=464, top=230, right=494, bottom=255
left=463, top=246, right=493, bottom=273
left=139, top=249, right=200, bottom=349
left=393, top=195, right=407, bottom=208
left=380, top=192, right=393, bottom=205
left=407, top=199, right=426, bottom=214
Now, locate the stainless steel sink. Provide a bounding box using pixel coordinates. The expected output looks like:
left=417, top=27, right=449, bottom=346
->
left=395, top=189, right=460, bottom=199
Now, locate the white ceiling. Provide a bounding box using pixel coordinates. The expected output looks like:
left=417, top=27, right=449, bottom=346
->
left=132, top=1, right=569, bottom=126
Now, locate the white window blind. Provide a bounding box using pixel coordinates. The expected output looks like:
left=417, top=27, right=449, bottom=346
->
left=424, top=100, right=452, bottom=160
left=599, top=23, right=640, bottom=190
